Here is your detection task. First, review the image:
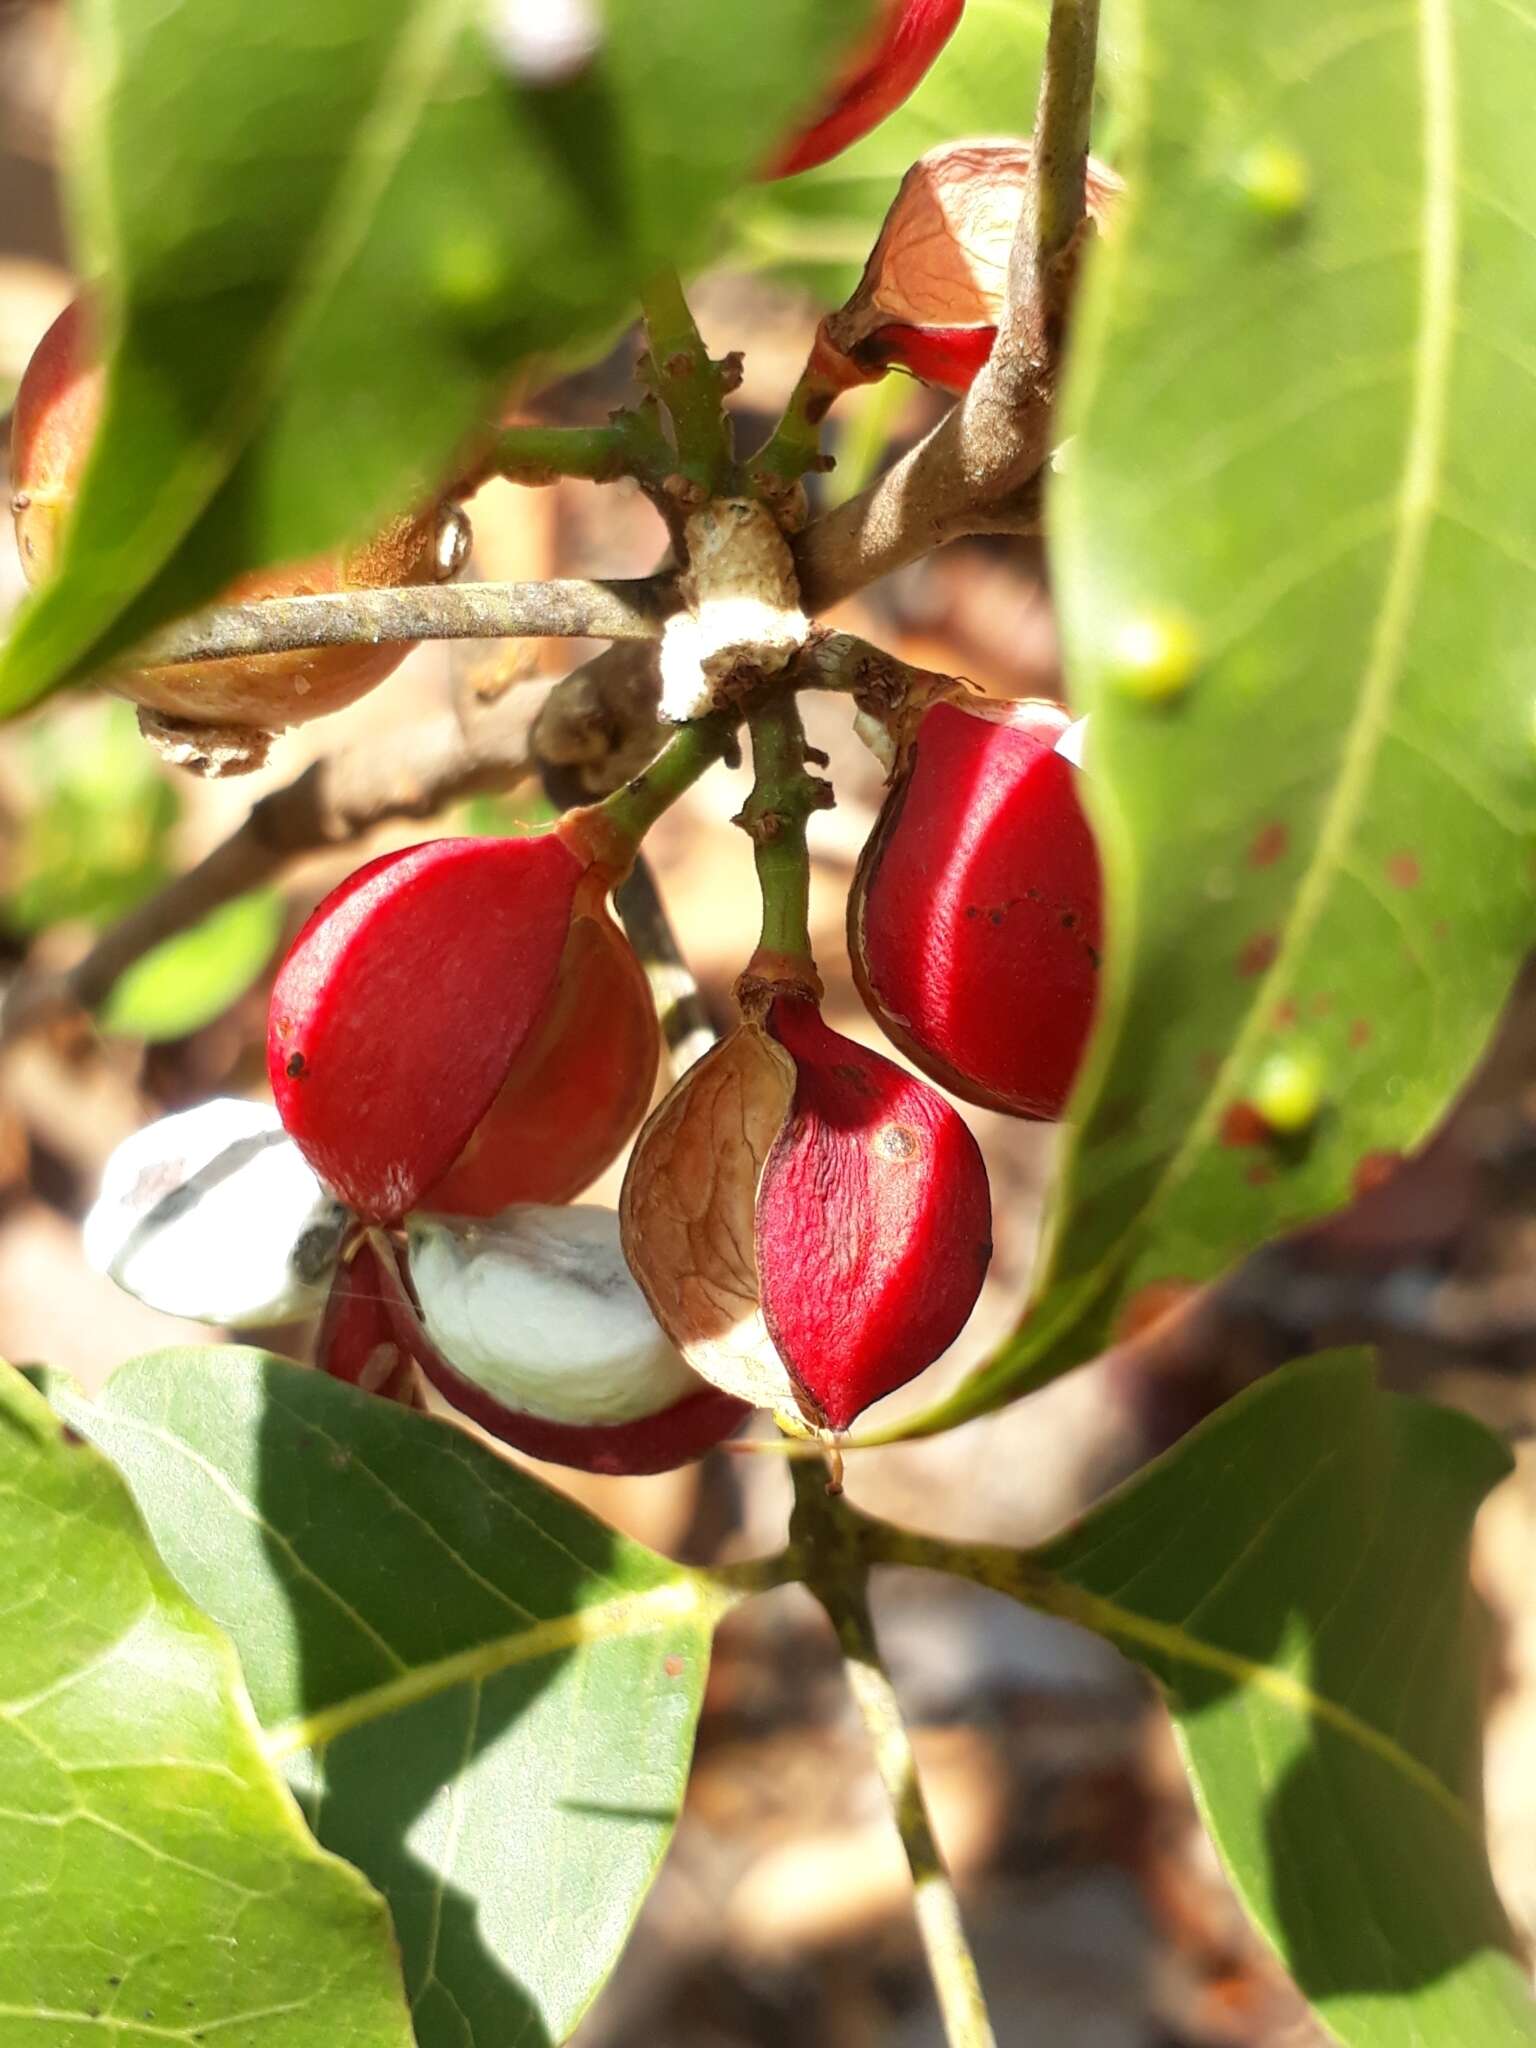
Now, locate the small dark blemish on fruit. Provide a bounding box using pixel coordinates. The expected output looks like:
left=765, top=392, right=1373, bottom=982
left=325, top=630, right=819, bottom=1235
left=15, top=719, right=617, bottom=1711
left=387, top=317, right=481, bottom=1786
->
left=1086, top=945, right=1103, bottom=971
left=1060, top=910, right=1079, bottom=930
left=1348, top=1018, right=1372, bottom=1049
left=988, top=908, right=1005, bottom=927
left=1238, top=931, right=1279, bottom=977
left=1221, top=1101, right=1267, bottom=1148
left=286, top=1052, right=306, bottom=1079
left=1386, top=850, right=1422, bottom=890
left=964, top=905, right=979, bottom=920
left=1248, top=821, right=1290, bottom=868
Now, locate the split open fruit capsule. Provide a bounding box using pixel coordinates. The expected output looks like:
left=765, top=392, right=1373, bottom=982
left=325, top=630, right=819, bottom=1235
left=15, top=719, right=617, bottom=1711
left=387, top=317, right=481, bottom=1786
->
left=373, top=1207, right=748, bottom=1475
left=621, top=986, right=992, bottom=1434
left=268, top=831, right=659, bottom=1222
left=315, top=1239, right=427, bottom=1410
left=766, top=0, right=965, bottom=180
left=815, top=139, right=1122, bottom=393
left=849, top=696, right=1102, bottom=1121
left=9, top=297, right=460, bottom=734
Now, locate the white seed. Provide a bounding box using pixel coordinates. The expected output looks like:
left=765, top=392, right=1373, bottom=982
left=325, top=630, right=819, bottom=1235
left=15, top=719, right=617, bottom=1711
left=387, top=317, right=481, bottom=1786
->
left=407, top=1204, right=699, bottom=1426
left=85, top=1098, right=348, bottom=1327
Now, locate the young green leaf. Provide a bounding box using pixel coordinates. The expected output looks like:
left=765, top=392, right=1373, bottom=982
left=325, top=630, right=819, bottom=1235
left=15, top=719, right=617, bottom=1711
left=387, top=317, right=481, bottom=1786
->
left=0, top=0, right=876, bottom=715
left=63, top=1348, right=731, bottom=2048
left=900, top=1357, right=1536, bottom=2046
left=99, top=889, right=283, bottom=1042
left=921, top=0, right=1536, bottom=1428
left=0, top=1360, right=413, bottom=2048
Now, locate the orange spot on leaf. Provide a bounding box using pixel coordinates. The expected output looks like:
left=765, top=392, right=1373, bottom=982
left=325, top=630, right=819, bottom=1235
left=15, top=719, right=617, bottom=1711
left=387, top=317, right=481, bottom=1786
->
left=1386, top=851, right=1422, bottom=890
left=1352, top=1150, right=1403, bottom=1199
left=1247, top=821, right=1290, bottom=868
left=1348, top=1018, right=1372, bottom=1050
left=1221, top=1101, right=1268, bottom=1148
left=1238, top=931, right=1279, bottom=977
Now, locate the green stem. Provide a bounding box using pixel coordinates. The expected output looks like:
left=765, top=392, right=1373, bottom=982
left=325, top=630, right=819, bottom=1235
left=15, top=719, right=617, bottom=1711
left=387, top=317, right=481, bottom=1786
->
left=582, top=713, right=738, bottom=862
left=491, top=409, right=672, bottom=488
left=749, top=362, right=840, bottom=496
left=740, top=695, right=829, bottom=967
left=790, top=1465, right=998, bottom=2048
left=639, top=268, right=734, bottom=495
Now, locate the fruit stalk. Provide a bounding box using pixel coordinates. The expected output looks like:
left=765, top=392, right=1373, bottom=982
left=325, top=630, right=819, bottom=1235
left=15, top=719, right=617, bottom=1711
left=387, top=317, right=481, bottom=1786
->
left=739, top=695, right=831, bottom=973
left=579, top=712, right=741, bottom=874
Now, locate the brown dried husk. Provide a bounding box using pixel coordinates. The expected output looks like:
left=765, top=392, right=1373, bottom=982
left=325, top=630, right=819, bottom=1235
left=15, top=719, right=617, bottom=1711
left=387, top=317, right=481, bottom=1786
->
left=823, top=138, right=1123, bottom=363
left=619, top=1018, right=816, bottom=1432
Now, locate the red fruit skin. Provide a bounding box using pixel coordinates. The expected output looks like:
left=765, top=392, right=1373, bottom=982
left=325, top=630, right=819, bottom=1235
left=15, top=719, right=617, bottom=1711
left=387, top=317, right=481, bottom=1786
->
left=850, top=699, right=1102, bottom=1121
left=767, top=0, right=964, bottom=179
left=370, top=1236, right=748, bottom=1476
left=269, top=835, right=585, bottom=1220
left=315, top=1242, right=426, bottom=1408
left=865, top=322, right=996, bottom=394
left=422, top=904, right=660, bottom=1217
left=756, top=996, right=991, bottom=1431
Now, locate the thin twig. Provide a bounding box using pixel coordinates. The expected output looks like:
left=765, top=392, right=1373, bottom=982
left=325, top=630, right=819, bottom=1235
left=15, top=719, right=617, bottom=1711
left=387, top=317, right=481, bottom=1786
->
left=139, top=577, right=672, bottom=669
left=792, top=0, right=1101, bottom=608
left=1008, top=0, right=1104, bottom=364
left=791, top=1464, right=997, bottom=2048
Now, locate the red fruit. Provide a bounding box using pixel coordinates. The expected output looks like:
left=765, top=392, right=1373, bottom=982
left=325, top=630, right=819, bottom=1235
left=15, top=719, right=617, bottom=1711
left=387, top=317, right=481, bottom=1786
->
left=767, top=0, right=964, bottom=180
left=10, top=297, right=456, bottom=731
left=621, top=985, right=992, bottom=1433
left=369, top=1229, right=746, bottom=1477
left=268, top=832, right=659, bottom=1222
left=315, top=1241, right=426, bottom=1408
left=815, top=140, right=1122, bottom=394
left=849, top=697, right=1102, bottom=1120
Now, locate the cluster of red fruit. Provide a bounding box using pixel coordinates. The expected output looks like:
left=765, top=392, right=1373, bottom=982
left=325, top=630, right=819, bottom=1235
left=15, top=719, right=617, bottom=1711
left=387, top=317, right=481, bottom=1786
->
left=47, top=1, right=1108, bottom=1469
left=258, top=687, right=1101, bottom=1467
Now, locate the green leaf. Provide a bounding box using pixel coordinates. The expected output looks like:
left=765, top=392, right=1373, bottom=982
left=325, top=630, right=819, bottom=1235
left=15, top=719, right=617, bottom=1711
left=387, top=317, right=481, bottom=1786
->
left=63, top=1349, right=728, bottom=2048
left=4, top=701, right=178, bottom=935
left=923, top=0, right=1536, bottom=1429
left=949, top=1357, right=1536, bottom=2045
left=0, top=0, right=875, bottom=716
left=731, top=0, right=1051, bottom=298
left=0, top=1359, right=413, bottom=2047
left=100, top=889, right=283, bottom=1042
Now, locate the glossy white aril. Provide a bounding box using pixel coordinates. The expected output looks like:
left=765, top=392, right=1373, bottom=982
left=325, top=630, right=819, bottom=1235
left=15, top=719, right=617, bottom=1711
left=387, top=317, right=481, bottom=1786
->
left=407, top=1204, right=698, bottom=1426
left=85, top=1098, right=348, bottom=1326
